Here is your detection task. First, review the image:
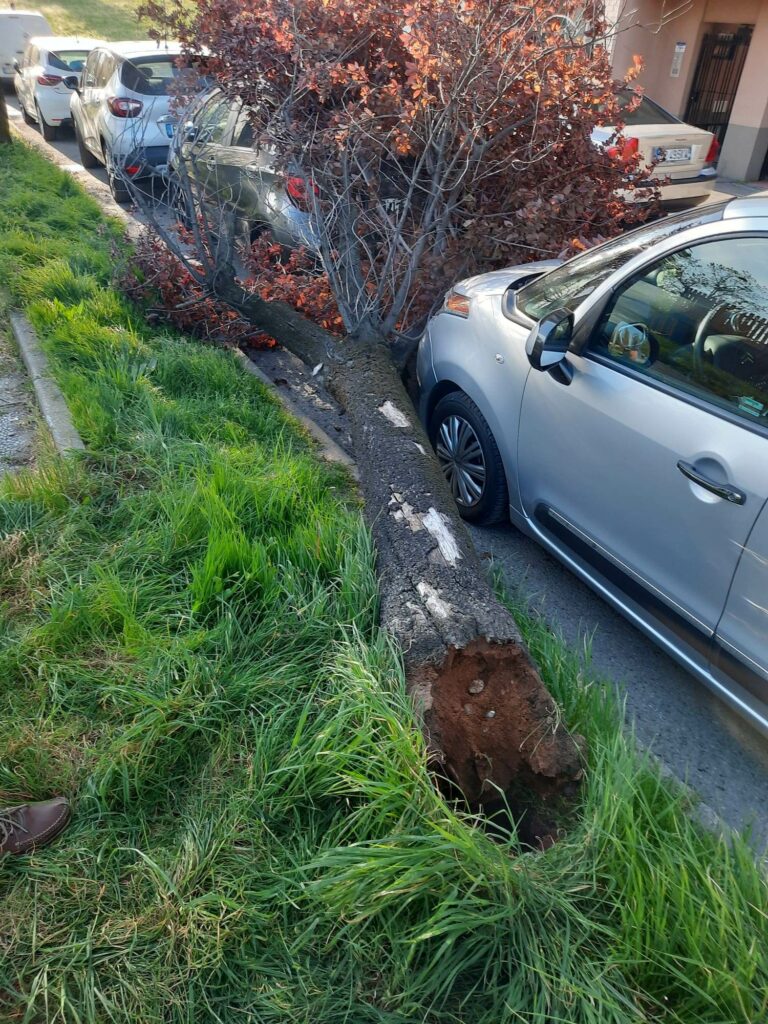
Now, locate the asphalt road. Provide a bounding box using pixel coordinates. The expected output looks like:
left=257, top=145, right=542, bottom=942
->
left=470, top=522, right=768, bottom=851
left=7, top=87, right=768, bottom=851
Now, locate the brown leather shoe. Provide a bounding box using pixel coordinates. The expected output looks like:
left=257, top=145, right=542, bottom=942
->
left=0, top=797, right=71, bottom=855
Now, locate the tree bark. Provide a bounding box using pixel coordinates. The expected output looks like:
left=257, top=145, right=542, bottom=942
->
left=0, top=90, right=11, bottom=145
left=219, top=281, right=585, bottom=823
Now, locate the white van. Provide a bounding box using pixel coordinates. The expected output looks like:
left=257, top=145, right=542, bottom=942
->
left=0, top=8, right=52, bottom=82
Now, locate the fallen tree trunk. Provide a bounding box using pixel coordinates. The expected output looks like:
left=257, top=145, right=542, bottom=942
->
left=217, top=280, right=585, bottom=827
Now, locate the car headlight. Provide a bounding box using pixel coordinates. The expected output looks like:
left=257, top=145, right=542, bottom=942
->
left=444, top=289, right=471, bottom=318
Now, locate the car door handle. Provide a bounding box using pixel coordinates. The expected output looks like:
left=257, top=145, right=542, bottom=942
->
left=677, top=460, right=746, bottom=505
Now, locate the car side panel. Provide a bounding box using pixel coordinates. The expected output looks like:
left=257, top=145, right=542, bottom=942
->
left=426, top=297, right=532, bottom=516
left=713, top=500, right=768, bottom=706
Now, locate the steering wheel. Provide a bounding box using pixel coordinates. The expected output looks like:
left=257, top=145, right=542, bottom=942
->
left=692, top=306, right=722, bottom=375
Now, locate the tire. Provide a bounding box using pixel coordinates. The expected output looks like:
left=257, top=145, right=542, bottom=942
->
left=73, top=119, right=99, bottom=168
left=36, top=103, right=57, bottom=141
left=429, top=391, right=509, bottom=525
left=104, top=146, right=131, bottom=204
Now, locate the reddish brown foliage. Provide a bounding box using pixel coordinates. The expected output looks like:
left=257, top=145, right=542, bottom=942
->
left=242, top=240, right=344, bottom=335
left=140, top=0, right=655, bottom=342
left=118, top=231, right=277, bottom=348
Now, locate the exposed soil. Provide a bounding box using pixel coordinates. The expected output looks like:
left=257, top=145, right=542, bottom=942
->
left=427, top=639, right=585, bottom=849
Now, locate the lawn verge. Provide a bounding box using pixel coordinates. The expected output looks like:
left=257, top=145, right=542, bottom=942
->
left=0, top=138, right=766, bottom=1024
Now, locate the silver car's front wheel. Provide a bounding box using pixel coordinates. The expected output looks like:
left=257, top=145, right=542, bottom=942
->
left=436, top=415, right=486, bottom=507
left=429, top=391, right=508, bottom=525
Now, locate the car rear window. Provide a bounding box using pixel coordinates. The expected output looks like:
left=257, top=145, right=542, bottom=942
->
left=619, top=92, right=681, bottom=126
left=48, top=50, right=90, bottom=72
left=120, top=56, right=181, bottom=96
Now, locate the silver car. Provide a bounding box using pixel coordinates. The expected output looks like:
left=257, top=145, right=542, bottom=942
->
left=418, top=197, right=768, bottom=736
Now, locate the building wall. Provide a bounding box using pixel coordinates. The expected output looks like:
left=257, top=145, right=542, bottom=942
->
left=608, top=0, right=768, bottom=179
left=719, top=3, right=768, bottom=177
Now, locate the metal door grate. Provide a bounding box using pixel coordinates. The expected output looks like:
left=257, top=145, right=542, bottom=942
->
left=684, top=25, right=753, bottom=146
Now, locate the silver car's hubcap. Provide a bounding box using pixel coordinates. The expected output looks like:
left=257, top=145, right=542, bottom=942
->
left=435, top=415, right=486, bottom=507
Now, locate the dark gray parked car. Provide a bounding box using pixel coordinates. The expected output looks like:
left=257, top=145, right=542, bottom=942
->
left=418, top=197, right=768, bottom=737
left=168, top=88, right=317, bottom=250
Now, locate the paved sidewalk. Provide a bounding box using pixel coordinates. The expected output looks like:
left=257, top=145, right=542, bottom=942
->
left=0, top=321, right=37, bottom=476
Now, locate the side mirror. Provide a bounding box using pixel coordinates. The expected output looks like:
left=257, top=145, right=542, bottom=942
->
left=526, top=308, right=573, bottom=372
left=12, top=58, right=20, bottom=73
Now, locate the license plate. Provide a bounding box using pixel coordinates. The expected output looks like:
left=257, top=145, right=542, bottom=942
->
left=653, top=146, right=691, bottom=163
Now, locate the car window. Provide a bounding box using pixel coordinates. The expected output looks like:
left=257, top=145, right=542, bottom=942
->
left=120, top=56, right=182, bottom=96
left=195, top=94, right=233, bottom=145
left=93, top=52, right=115, bottom=89
left=232, top=110, right=255, bottom=149
left=82, top=50, right=100, bottom=87
left=589, top=236, right=768, bottom=427
left=619, top=91, right=681, bottom=126
left=48, top=49, right=90, bottom=72
left=516, top=204, right=724, bottom=321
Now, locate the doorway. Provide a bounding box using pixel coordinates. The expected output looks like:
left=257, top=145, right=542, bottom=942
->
left=684, top=24, right=753, bottom=145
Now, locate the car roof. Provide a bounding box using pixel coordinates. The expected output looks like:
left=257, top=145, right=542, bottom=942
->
left=723, top=195, right=768, bottom=219
left=28, top=35, right=104, bottom=49
left=97, top=40, right=183, bottom=58
left=0, top=9, right=49, bottom=17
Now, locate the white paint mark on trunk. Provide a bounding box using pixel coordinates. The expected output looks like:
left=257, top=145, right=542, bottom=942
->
left=379, top=400, right=411, bottom=429
left=389, top=496, right=423, bottom=532
left=417, top=581, right=453, bottom=620
left=422, top=507, right=462, bottom=566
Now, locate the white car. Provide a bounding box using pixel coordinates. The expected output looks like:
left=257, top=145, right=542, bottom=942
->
left=594, top=90, right=719, bottom=207
left=14, top=36, right=103, bottom=141
left=70, top=40, right=186, bottom=203
left=0, top=8, right=51, bottom=83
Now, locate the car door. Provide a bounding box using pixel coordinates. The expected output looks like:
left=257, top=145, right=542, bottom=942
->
left=712, top=494, right=768, bottom=717
left=182, top=93, right=234, bottom=216
left=78, top=49, right=103, bottom=145
left=18, top=43, right=34, bottom=112
left=517, top=231, right=768, bottom=659
left=211, top=104, right=264, bottom=229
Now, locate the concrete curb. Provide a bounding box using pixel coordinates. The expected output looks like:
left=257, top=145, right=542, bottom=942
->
left=234, top=350, right=359, bottom=479
left=9, top=120, right=358, bottom=477
left=8, top=311, right=85, bottom=455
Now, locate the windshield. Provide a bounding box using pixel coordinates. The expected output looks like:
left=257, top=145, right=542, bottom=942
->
left=516, top=205, right=725, bottom=321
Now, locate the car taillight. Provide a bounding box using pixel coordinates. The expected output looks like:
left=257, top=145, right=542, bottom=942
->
left=705, top=136, right=720, bottom=165
left=107, top=97, right=143, bottom=118
left=607, top=136, right=639, bottom=163
left=285, top=175, right=318, bottom=211
left=444, top=290, right=471, bottom=318
left=36, top=74, right=63, bottom=86
left=125, top=165, right=141, bottom=176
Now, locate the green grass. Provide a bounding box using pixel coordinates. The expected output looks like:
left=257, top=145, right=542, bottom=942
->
left=35, top=0, right=148, bottom=41
left=0, top=139, right=767, bottom=1024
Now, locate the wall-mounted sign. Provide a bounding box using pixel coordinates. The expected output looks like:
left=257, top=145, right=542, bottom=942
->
left=670, top=41, right=687, bottom=78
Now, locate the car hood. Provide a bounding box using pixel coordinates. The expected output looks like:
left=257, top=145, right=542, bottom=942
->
left=456, top=259, right=562, bottom=298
